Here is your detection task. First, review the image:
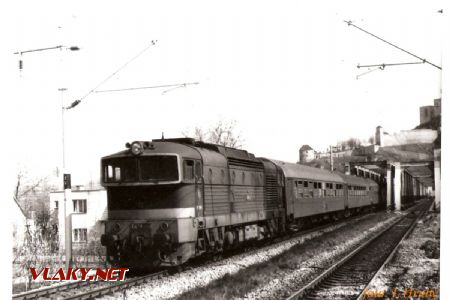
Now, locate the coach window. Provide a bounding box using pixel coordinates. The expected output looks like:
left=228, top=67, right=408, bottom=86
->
left=183, top=160, right=194, bottom=181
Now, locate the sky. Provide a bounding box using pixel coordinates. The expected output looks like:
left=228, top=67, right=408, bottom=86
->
left=1, top=0, right=448, bottom=296
left=3, top=0, right=445, bottom=186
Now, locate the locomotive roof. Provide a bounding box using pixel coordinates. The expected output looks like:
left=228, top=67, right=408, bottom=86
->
left=152, top=138, right=260, bottom=163
left=267, top=159, right=345, bottom=183
left=101, top=141, right=202, bottom=160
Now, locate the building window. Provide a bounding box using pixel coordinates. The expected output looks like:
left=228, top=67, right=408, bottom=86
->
left=73, top=199, right=87, bottom=213
left=73, top=228, right=87, bottom=243
left=55, top=201, right=59, bottom=209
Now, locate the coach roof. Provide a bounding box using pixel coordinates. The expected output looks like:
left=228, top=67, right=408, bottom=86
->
left=267, top=159, right=345, bottom=183
left=337, top=173, right=378, bottom=186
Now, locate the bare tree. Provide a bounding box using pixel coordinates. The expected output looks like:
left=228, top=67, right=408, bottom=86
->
left=13, top=170, right=59, bottom=290
left=183, top=120, right=244, bottom=148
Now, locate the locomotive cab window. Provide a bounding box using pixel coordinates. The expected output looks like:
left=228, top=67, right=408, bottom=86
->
left=183, top=159, right=194, bottom=181
left=103, top=157, right=137, bottom=182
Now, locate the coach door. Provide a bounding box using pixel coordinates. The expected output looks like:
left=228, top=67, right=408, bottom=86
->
left=194, top=161, right=204, bottom=217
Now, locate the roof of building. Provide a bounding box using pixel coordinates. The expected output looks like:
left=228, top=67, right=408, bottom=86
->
left=50, top=188, right=105, bottom=194
left=299, top=145, right=314, bottom=151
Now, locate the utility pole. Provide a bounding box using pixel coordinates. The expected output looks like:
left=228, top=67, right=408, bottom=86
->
left=59, top=87, right=72, bottom=269
left=14, top=45, right=79, bottom=268
left=329, top=146, right=334, bottom=172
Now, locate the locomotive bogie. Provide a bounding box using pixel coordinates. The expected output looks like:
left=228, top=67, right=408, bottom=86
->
left=101, top=216, right=198, bottom=267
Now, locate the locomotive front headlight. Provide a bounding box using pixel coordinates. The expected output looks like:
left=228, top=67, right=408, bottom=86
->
left=131, top=142, right=143, bottom=155
left=160, top=222, right=169, bottom=231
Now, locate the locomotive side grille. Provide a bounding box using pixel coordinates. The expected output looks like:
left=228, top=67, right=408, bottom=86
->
left=264, top=174, right=279, bottom=206
left=228, top=158, right=264, bottom=171
left=204, top=185, right=230, bottom=216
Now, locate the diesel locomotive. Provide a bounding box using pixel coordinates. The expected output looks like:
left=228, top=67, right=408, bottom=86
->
left=100, top=138, right=379, bottom=268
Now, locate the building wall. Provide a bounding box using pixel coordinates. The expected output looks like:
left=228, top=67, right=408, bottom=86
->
left=50, top=189, right=107, bottom=251
left=299, top=149, right=315, bottom=162
left=419, top=98, right=441, bottom=125
left=315, top=149, right=353, bottom=159
left=376, top=126, right=437, bottom=147
left=382, top=129, right=437, bottom=146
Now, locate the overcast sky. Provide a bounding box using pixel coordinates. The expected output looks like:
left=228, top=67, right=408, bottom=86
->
left=4, top=0, right=444, bottom=185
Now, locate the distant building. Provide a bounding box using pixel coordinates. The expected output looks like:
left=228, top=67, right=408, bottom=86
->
left=420, top=98, right=441, bottom=125
left=299, top=145, right=315, bottom=163
left=375, top=126, right=437, bottom=147
left=50, top=186, right=107, bottom=251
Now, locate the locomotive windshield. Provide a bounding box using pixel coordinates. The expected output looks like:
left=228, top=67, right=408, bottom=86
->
left=103, top=155, right=179, bottom=183
left=140, top=156, right=178, bottom=181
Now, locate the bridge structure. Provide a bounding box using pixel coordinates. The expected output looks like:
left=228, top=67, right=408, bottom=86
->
left=347, top=158, right=439, bottom=211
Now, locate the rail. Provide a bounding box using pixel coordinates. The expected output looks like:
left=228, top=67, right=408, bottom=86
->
left=286, top=200, right=431, bottom=300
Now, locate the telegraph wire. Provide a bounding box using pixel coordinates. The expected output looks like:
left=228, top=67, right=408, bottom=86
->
left=66, top=40, right=158, bottom=109
left=344, top=20, right=441, bottom=70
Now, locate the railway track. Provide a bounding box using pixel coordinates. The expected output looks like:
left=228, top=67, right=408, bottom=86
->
left=11, top=208, right=395, bottom=300
left=286, top=200, right=432, bottom=300
left=12, top=270, right=167, bottom=300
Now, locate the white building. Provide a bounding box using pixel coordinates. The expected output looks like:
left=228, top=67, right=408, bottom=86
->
left=49, top=187, right=107, bottom=251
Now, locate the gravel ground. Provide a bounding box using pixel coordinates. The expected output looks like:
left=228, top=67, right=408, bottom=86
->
left=241, top=212, right=402, bottom=300
left=365, top=209, right=440, bottom=299
left=94, top=211, right=404, bottom=300
left=100, top=214, right=374, bottom=300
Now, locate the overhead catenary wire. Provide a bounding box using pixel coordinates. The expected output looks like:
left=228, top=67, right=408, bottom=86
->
left=95, top=82, right=199, bottom=94
left=344, top=20, right=442, bottom=70
left=357, top=61, right=426, bottom=69
left=66, top=40, right=158, bottom=109
left=356, top=67, right=383, bottom=80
